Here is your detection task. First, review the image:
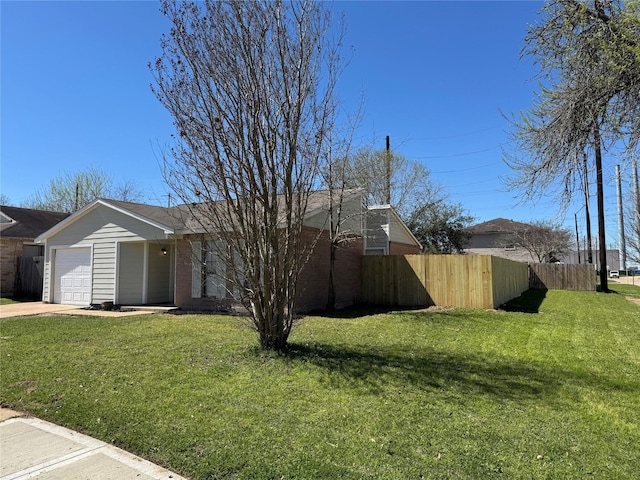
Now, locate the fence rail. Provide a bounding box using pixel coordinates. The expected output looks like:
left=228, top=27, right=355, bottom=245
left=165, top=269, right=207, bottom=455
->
left=361, top=255, right=528, bottom=309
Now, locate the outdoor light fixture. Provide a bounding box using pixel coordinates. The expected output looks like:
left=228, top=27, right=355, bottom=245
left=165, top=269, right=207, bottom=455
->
left=161, top=248, right=168, bottom=256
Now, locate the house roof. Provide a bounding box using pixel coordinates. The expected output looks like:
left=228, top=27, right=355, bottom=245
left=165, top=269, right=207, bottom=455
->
left=468, top=218, right=532, bottom=235
left=103, top=199, right=182, bottom=230
left=0, top=205, right=70, bottom=240
left=171, top=189, right=365, bottom=234
left=35, top=199, right=179, bottom=242
left=35, top=189, right=413, bottom=243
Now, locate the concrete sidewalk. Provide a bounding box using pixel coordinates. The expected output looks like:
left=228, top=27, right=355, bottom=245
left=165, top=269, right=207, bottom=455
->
left=0, top=410, right=186, bottom=480
left=0, top=302, right=176, bottom=319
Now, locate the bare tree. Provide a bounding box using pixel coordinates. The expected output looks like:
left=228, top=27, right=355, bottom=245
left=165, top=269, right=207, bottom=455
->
left=333, top=145, right=476, bottom=256
left=0, top=193, right=11, bottom=206
left=338, top=147, right=440, bottom=220
left=512, top=221, right=573, bottom=263
left=321, top=106, right=365, bottom=310
left=151, top=0, right=343, bottom=350
left=23, top=167, right=144, bottom=213
left=504, top=0, right=640, bottom=290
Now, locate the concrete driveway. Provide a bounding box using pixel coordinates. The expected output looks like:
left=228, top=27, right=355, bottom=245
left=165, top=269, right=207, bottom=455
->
left=0, top=302, right=174, bottom=319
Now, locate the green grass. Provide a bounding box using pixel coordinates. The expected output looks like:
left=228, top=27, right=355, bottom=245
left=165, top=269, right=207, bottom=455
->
left=613, top=283, right=640, bottom=299
left=0, top=298, right=19, bottom=305
left=2, top=287, right=640, bottom=479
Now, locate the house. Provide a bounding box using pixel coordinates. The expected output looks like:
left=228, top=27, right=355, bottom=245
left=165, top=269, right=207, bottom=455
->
left=34, top=199, right=177, bottom=306
left=466, top=217, right=620, bottom=270
left=1, top=205, right=70, bottom=298
left=34, top=191, right=420, bottom=311
left=465, top=218, right=535, bottom=263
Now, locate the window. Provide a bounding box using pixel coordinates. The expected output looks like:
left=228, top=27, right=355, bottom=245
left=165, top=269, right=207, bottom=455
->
left=191, top=240, right=227, bottom=299
left=191, top=240, right=245, bottom=300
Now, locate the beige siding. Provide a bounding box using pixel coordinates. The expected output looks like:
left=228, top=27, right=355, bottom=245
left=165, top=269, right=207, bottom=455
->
left=42, top=245, right=51, bottom=301
left=92, top=243, right=116, bottom=303
left=304, top=196, right=363, bottom=233
left=47, top=205, right=168, bottom=245
left=118, top=243, right=145, bottom=304
left=388, top=212, right=414, bottom=245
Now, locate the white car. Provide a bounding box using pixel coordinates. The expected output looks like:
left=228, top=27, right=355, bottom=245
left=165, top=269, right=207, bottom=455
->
left=609, top=270, right=619, bottom=279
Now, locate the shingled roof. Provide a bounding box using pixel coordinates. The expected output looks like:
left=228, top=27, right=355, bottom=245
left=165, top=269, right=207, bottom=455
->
left=102, top=198, right=182, bottom=230
left=0, top=205, right=70, bottom=240
left=35, top=190, right=366, bottom=240
left=468, top=218, right=532, bottom=234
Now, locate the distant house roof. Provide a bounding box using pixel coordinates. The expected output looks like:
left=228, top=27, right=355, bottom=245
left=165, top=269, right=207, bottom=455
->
left=468, top=218, right=532, bottom=235
left=0, top=205, right=70, bottom=240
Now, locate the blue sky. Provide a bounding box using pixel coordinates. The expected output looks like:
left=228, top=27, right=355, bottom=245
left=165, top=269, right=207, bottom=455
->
left=0, top=1, right=630, bottom=249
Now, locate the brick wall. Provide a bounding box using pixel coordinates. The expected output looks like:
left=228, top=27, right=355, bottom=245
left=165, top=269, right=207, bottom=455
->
left=175, top=228, right=364, bottom=313
left=174, top=235, right=232, bottom=311
left=389, top=241, right=420, bottom=255
left=0, top=239, right=24, bottom=297
left=296, top=228, right=363, bottom=312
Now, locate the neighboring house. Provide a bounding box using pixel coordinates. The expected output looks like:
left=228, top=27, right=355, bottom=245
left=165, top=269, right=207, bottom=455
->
left=465, top=218, right=535, bottom=263
left=0, top=205, right=70, bottom=298
left=35, top=191, right=420, bottom=311
left=466, top=217, right=620, bottom=270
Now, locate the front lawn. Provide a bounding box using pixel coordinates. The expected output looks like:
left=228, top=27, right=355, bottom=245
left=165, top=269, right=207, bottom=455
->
left=1, top=287, right=639, bottom=479
left=0, top=298, right=19, bottom=305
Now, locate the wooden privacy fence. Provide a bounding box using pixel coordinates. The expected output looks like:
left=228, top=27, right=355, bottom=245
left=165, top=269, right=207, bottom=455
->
left=15, top=256, right=44, bottom=298
left=361, top=255, right=529, bottom=309
left=529, top=263, right=596, bottom=291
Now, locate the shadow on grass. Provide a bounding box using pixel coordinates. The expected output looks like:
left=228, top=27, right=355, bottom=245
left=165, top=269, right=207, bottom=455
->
left=499, top=288, right=548, bottom=313
left=282, top=341, right=634, bottom=406
left=306, top=304, right=424, bottom=319
left=284, top=341, right=558, bottom=402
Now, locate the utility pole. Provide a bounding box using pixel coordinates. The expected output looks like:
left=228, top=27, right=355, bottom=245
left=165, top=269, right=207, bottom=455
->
left=385, top=135, right=391, bottom=205
left=575, top=213, right=581, bottom=264
left=616, top=164, right=626, bottom=272
left=634, top=159, right=640, bottom=260
left=583, top=152, right=594, bottom=264
left=594, top=127, right=608, bottom=291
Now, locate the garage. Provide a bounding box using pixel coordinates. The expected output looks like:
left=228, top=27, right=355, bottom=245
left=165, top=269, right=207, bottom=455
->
left=53, top=247, right=92, bottom=305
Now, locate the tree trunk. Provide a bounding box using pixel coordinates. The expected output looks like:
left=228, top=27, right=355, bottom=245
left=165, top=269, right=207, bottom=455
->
left=327, top=240, right=337, bottom=311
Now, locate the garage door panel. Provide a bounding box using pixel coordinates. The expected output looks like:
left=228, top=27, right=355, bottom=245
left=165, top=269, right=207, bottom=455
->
left=54, top=248, right=92, bottom=305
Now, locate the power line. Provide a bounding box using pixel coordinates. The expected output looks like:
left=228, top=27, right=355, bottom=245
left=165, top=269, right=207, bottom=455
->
left=429, top=161, right=503, bottom=174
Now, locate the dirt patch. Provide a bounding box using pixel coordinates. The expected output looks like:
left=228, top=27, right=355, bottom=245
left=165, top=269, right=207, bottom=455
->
left=626, top=297, right=640, bottom=307
left=0, top=408, right=24, bottom=421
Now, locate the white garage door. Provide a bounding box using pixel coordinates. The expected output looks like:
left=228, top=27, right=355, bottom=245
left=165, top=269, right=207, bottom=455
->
left=54, top=248, right=92, bottom=305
